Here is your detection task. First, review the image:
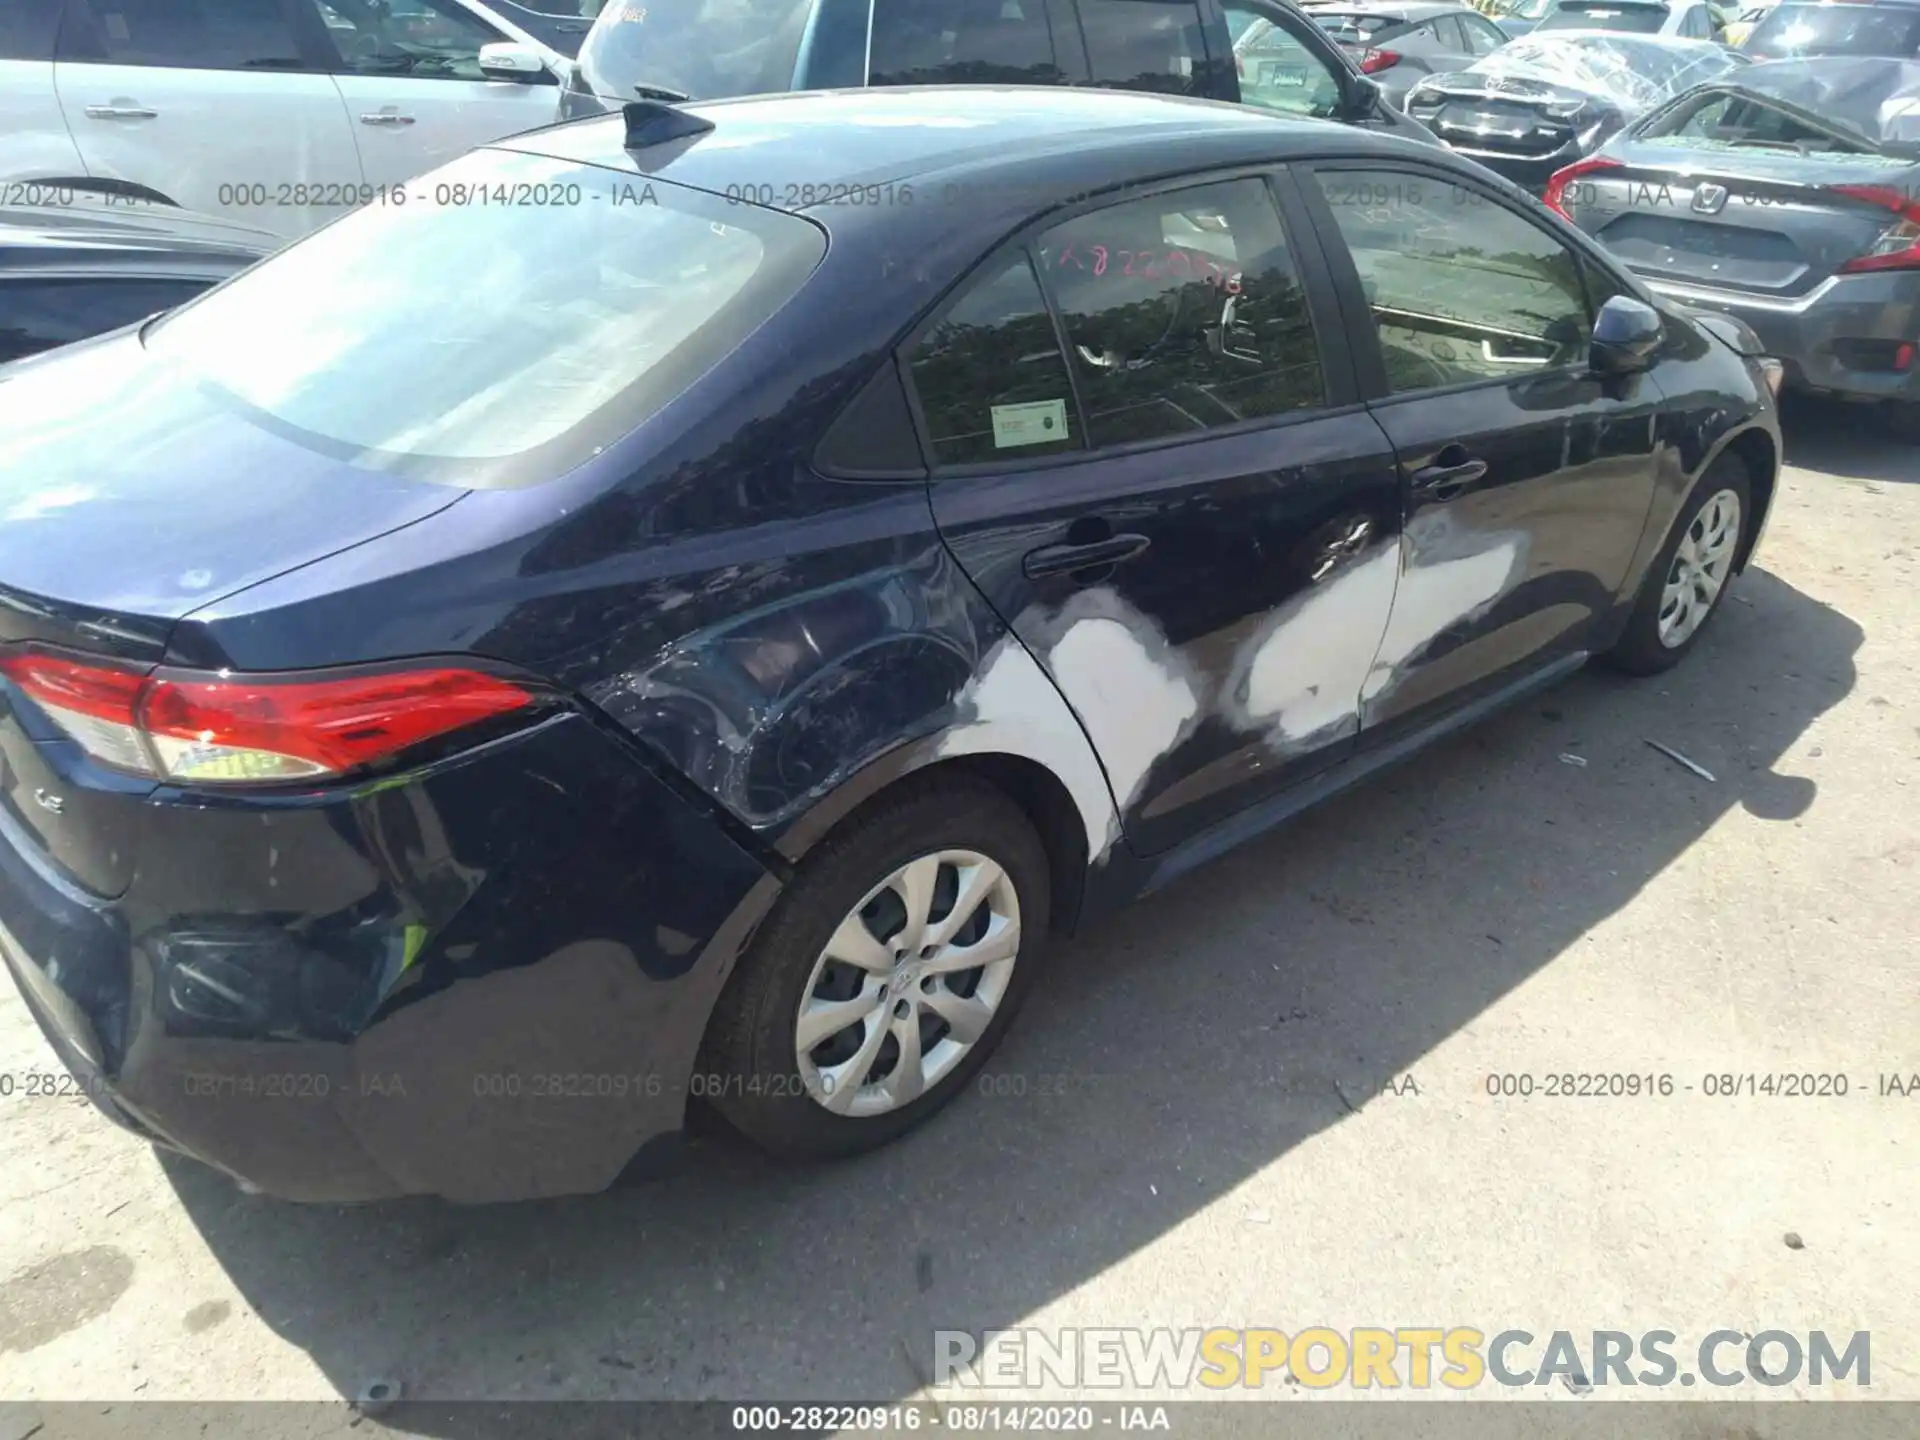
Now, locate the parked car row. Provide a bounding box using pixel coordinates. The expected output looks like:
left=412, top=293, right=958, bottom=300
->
left=0, top=83, right=1786, bottom=1202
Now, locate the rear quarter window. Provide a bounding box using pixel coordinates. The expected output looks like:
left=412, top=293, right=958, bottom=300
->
left=142, top=150, right=826, bottom=486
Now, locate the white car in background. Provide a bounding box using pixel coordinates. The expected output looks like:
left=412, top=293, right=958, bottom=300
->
left=0, top=0, right=579, bottom=237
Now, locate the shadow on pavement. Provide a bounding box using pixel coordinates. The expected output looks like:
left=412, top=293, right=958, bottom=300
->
left=161, top=565, right=1858, bottom=1413
left=1780, top=396, right=1919, bottom=485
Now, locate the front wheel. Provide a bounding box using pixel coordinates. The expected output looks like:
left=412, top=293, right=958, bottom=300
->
left=697, top=776, right=1050, bottom=1160
left=1604, top=453, right=1751, bottom=676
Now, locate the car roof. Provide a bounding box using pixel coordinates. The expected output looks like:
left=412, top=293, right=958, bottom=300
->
left=504, top=85, right=1410, bottom=213
left=0, top=195, right=279, bottom=271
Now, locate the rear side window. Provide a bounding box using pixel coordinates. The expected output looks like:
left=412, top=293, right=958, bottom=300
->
left=144, top=150, right=826, bottom=485
left=1035, top=177, right=1323, bottom=447
left=0, top=277, right=210, bottom=363
left=0, top=0, right=61, bottom=60
left=870, top=0, right=1066, bottom=85
left=573, top=0, right=811, bottom=101
left=908, top=252, right=1082, bottom=467
left=1078, top=0, right=1206, bottom=94
left=61, top=0, right=309, bottom=68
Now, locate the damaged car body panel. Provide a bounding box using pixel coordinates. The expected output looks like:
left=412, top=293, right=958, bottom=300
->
left=1559, top=58, right=1920, bottom=411
left=1405, top=33, right=1750, bottom=188
left=0, top=88, right=1781, bottom=1202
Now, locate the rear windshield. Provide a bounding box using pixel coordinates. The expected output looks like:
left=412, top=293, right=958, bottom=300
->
left=573, top=0, right=812, bottom=101
left=143, top=149, right=825, bottom=486
left=1313, top=12, right=1401, bottom=40
left=1536, top=3, right=1671, bottom=32
left=1638, top=87, right=1892, bottom=153
left=1745, top=3, right=1920, bottom=55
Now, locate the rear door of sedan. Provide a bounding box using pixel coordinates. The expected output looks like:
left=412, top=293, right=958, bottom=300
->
left=1295, top=158, right=1665, bottom=738
left=910, top=168, right=1405, bottom=857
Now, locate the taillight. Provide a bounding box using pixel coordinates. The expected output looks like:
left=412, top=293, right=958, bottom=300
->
left=0, top=652, right=535, bottom=785
left=1542, top=156, right=1624, bottom=219
left=1359, top=47, right=1400, bottom=72
left=1830, top=184, right=1920, bottom=274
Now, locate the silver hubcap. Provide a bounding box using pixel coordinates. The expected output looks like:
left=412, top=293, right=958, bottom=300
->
left=1658, top=488, right=1741, bottom=649
left=795, top=850, right=1021, bottom=1117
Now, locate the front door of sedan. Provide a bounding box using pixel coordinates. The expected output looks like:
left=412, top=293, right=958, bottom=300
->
left=911, top=173, right=1405, bottom=857
left=1298, top=163, right=1665, bottom=737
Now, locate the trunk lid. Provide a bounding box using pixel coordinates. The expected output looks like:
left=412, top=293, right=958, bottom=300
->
left=1565, top=143, right=1915, bottom=296
left=0, top=330, right=465, bottom=895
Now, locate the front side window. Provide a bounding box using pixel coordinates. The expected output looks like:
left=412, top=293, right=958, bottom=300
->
left=1225, top=4, right=1344, bottom=117
left=307, top=0, right=504, bottom=79
left=572, top=0, right=811, bottom=100
left=908, top=253, right=1082, bottom=468
left=1461, top=14, right=1508, bottom=51
left=1035, top=177, right=1324, bottom=447
left=1079, top=0, right=1206, bottom=94
left=0, top=0, right=61, bottom=60
left=870, top=0, right=1065, bottom=85
left=62, top=0, right=308, bottom=69
left=1314, top=168, right=1591, bottom=392
left=143, top=149, right=825, bottom=483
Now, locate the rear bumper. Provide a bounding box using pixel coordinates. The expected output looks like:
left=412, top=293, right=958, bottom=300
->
left=1642, top=270, right=1920, bottom=406
left=0, top=711, right=776, bottom=1203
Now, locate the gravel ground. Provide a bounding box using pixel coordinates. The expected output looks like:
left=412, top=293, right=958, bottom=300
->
left=1, top=396, right=1915, bottom=1429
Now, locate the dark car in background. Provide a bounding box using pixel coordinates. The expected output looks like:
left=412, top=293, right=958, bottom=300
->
left=0, top=87, right=1778, bottom=1204
left=1743, top=0, right=1920, bottom=56
left=1553, top=57, right=1920, bottom=435
left=1308, top=2, right=1512, bottom=109
left=0, top=194, right=273, bottom=364
left=559, top=0, right=1438, bottom=143
left=1405, top=32, right=1747, bottom=186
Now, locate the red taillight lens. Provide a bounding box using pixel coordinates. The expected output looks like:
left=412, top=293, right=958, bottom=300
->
left=1359, top=47, right=1400, bottom=72
left=0, top=652, right=153, bottom=773
left=0, top=652, right=534, bottom=785
left=1830, top=184, right=1920, bottom=274
left=1542, top=156, right=1624, bottom=219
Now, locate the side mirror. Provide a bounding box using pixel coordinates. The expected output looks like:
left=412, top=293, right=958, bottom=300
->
left=479, top=41, right=547, bottom=81
left=1590, top=294, right=1664, bottom=375
left=1344, top=74, right=1385, bottom=119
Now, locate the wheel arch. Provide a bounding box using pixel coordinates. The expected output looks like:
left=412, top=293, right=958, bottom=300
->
left=1719, top=424, right=1778, bottom=573
left=775, top=746, right=1101, bottom=938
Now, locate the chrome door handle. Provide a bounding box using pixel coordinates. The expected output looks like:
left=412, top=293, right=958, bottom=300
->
left=1410, top=456, right=1488, bottom=500
left=359, top=112, right=416, bottom=125
left=84, top=104, right=158, bottom=119
left=1022, top=533, right=1152, bottom=579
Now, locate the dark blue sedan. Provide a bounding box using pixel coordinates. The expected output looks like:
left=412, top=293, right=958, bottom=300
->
left=0, top=86, right=1780, bottom=1202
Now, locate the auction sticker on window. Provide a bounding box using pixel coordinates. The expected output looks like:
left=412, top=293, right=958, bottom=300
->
left=991, top=399, right=1069, bottom=449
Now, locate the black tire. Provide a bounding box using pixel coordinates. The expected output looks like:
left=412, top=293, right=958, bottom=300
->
left=698, top=775, right=1051, bottom=1160
left=1604, top=451, right=1753, bottom=676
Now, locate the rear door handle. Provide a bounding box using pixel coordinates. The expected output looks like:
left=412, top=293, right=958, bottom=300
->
left=84, top=104, right=158, bottom=120
left=1022, top=533, right=1151, bottom=579
left=1410, top=456, right=1488, bottom=500
left=360, top=111, right=416, bottom=125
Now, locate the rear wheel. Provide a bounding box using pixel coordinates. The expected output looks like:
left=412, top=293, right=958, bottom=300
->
left=1604, top=453, right=1751, bottom=676
left=699, top=777, right=1050, bottom=1159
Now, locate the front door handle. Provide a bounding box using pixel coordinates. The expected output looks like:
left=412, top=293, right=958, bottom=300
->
left=84, top=103, right=158, bottom=120
left=359, top=111, right=416, bottom=125
left=1410, top=454, right=1488, bottom=501
left=1022, top=533, right=1151, bottom=579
